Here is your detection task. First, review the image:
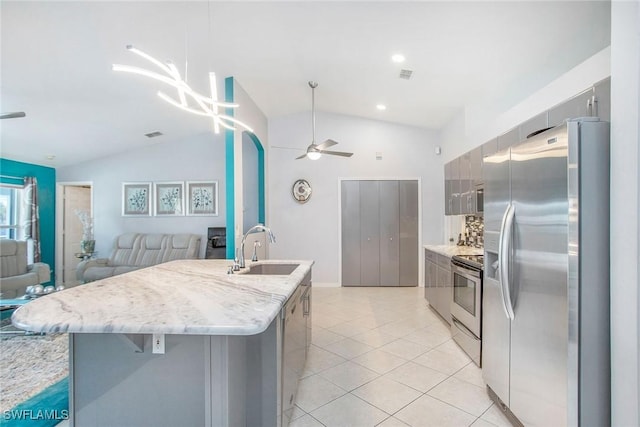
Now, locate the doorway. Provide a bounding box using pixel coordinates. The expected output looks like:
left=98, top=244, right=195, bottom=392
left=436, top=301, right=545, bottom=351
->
left=56, top=183, right=92, bottom=287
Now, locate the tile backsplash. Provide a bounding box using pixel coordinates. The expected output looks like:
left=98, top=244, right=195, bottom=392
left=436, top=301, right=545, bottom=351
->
left=463, top=215, right=484, bottom=247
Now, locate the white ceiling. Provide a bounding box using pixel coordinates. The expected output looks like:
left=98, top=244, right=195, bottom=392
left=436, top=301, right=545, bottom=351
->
left=0, top=1, right=610, bottom=168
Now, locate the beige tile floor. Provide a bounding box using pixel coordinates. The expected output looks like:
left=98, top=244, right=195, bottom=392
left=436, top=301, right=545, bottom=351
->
left=291, top=286, right=513, bottom=427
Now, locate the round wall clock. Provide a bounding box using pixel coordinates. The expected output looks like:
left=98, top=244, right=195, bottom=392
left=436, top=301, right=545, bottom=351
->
left=292, top=179, right=312, bottom=203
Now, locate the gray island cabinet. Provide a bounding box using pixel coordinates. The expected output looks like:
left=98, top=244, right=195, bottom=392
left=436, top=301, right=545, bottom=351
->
left=12, top=259, right=313, bottom=427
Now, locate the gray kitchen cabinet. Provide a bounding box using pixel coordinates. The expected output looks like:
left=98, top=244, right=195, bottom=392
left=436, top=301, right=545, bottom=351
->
left=380, top=180, right=400, bottom=286
left=459, top=151, right=472, bottom=214
left=470, top=146, right=483, bottom=183
left=399, top=180, right=419, bottom=286
left=450, top=158, right=461, bottom=215
left=548, top=87, right=594, bottom=128
left=519, top=111, right=549, bottom=140
left=282, top=284, right=306, bottom=424
left=423, top=248, right=452, bottom=324
left=469, top=146, right=483, bottom=214
left=445, top=159, right=461, bottom=216
left=341, top=180, right=361, bottom=286
left=594, top=77, right=611, bottom=122
left=497, top=127, right=520, bottom=151
left=342, top=180, right=418, bottom=287
left=436, top=256, right=452, bottom=325
left=444, top=162, right=453, bottom=215
left=424, top=250, right=437, bottom=304
left=482, top=138, right=498, bottom=159
left=360, top=180, right=381, bottom=286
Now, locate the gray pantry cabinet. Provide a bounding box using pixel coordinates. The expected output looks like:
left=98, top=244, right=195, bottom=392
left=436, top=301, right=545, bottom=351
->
left=341, top=180, right=419, bottom=287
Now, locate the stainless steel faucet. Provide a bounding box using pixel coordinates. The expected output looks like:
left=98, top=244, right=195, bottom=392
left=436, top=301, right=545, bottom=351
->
left=239, top=224, right=276, bottom=268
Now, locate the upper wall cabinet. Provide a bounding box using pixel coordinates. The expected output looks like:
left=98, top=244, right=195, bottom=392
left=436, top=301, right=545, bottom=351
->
left=497, top=127, right=520, bottom=151
left=482, top=138, right=498, bottom=159
left=593, top=78, right=611, bottom=123
left=445, top=159, right=461, bottom=215
left=519, top=112, right=549, bottom=140
left=445, top=149, right=483, bottom=216
left=444, top=78, right=610, bottom=216
left=548, top=87, right=595, bottom=128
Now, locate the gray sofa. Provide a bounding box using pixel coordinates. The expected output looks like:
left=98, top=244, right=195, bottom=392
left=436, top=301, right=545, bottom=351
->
left=0, top=240, right=51, bottom=298
left=77, top=233, right=201, bottom=283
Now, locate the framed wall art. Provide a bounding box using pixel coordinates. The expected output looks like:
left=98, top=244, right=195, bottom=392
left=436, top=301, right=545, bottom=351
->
left=187, top=181, right=218, bottom=216
left=154, top=182, right=184, bottom=216
left=122, top=182, right=151, bottom=216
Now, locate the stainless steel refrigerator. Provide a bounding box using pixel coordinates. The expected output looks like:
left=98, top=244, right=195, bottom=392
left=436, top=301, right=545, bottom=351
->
left=482, top=118, right=610, bottom=427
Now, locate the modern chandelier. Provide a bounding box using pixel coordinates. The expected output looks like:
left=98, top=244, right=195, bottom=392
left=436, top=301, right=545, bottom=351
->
left=112, top=45, right=253, bottom=134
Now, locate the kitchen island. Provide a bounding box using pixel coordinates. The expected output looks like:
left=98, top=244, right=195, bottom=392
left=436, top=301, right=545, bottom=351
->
left=12, top=259, right=314, bottom=427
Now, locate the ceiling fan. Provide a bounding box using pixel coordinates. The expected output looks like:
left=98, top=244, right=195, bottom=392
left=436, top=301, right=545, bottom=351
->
left=0, top=112, right=26, bottom=120
left=296, top=81, right=353, bottom=160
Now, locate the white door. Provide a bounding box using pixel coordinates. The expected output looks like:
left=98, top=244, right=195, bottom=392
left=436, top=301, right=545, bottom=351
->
left=62, top=186, right=91, bottom=287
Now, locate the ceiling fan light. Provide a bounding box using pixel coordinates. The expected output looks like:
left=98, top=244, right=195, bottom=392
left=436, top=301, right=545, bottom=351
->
left=307, top=151, right=322, bottom=160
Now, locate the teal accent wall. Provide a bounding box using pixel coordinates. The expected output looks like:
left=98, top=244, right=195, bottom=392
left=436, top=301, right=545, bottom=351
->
left=225, top=77, right=236, bottom=259
left=223, top=77, right=267, bottom=259
left=0, top=158, right=55, bottom=285
left=245, top=132, right=266, bottom=224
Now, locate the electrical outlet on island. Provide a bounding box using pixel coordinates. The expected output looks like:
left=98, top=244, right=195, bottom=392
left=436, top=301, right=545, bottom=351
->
left=152, top=334, right=165, bottom=354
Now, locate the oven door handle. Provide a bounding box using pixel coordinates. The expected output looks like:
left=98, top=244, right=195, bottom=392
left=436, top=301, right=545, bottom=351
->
left=498, top=203, right=515, bottom=320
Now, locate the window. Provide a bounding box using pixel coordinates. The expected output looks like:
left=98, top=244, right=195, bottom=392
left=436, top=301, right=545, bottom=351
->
left=0, top=184, right=23, bottom=240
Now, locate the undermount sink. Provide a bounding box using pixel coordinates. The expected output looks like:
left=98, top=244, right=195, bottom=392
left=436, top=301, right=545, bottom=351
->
left=243, top=263, right=299, bottom=275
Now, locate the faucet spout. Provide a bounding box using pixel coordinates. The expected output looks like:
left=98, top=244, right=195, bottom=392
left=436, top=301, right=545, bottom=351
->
left=239, top=224, right=276, bottom=268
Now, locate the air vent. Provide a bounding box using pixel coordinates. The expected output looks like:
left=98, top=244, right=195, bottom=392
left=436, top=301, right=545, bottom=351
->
left=145, top=131, right=163, bottom=138
left=399, top=69, right=413, bottom=80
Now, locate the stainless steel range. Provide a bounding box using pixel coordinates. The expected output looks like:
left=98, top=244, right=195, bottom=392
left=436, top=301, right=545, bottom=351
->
left=450, top=254, right=483, bottom=366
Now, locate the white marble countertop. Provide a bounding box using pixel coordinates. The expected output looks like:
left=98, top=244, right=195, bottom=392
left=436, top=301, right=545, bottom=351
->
left=423, top=244, right=483, bottom=258
left=11, top=259, right=313, bottom=336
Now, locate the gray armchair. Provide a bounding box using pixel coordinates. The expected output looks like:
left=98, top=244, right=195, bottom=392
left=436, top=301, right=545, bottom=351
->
left=0, top=240, right=51, bottom=299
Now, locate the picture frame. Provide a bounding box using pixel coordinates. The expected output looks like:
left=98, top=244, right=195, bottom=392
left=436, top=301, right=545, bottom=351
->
left=154, top=182, right=184, bottom=216
left=122, top=182, right=152, bottom=216
left=187, top=181, right=218, bottom=216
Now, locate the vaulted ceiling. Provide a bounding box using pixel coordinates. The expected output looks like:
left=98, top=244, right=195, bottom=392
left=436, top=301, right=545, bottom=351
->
left=0, top=1, right=611, bottom=167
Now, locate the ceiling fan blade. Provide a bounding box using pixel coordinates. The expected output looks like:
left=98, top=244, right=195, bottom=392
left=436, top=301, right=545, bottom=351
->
left=0, top=112, right=26, bottom=119
left=295, top=153, right=308, bottom=160
left=315, top=139, right=338, bottom=150
left=320, top=150, right=353, bottom=158
left=271, top=145, right=305, bottom=151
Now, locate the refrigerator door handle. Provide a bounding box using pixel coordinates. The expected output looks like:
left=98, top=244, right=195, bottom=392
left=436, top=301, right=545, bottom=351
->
left=498, top=203, right=516, bottom=320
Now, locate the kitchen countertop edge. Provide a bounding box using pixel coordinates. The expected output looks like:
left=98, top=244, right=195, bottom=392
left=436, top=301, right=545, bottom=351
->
left=423, top=244, right=483, bottom=258
left=11, top=259, right=314, bottom=336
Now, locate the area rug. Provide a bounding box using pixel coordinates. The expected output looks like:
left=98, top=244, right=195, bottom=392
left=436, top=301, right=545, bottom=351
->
left=0, top=332, right=68, bottom=417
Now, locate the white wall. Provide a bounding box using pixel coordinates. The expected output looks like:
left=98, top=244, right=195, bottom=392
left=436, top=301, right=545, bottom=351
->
left=267, top=111, right=442, bottom=285
left=57, top=132, right=226, bottom=257
left=610, top=1, right=639, bottom=424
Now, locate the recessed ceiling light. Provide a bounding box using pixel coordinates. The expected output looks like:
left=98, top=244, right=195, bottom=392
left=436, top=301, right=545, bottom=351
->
left=45, top=155, right=56, bottom=160
left=376, top=104, right=387, bottom=111
left=391, top=54, right=405, bottom=63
